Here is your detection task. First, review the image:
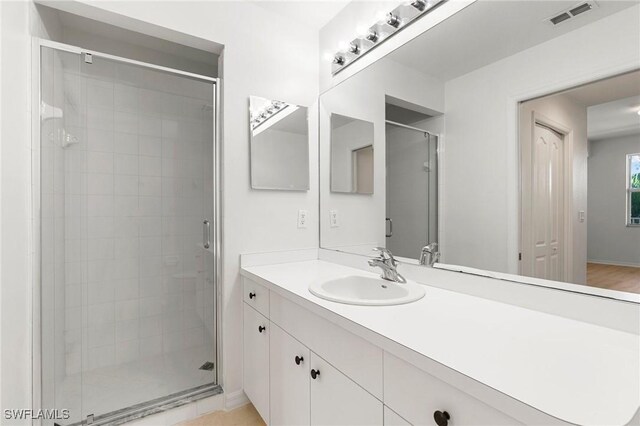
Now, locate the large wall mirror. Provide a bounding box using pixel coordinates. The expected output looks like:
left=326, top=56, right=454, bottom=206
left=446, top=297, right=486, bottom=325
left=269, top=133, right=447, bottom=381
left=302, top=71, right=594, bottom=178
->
left=319, top=0, right=640, bottom=299
left=250, top=96, right=310, bottom=191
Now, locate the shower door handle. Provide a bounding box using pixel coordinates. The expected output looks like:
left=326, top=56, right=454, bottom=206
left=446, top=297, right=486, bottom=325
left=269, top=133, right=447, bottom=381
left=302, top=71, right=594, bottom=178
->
left=386, top=218, right=393, bottom=238
left=203, top=220, right=210, bottom=249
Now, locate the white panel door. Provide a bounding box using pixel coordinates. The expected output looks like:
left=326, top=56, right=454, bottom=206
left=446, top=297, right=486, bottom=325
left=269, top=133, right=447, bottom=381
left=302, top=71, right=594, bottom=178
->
left=270, top=324, right=310, bottom=425
left=243, top=303, right=270, bottom=423
left=310, top=352, right=383, bottom=426
left=531, top=123, right=564, bottom=281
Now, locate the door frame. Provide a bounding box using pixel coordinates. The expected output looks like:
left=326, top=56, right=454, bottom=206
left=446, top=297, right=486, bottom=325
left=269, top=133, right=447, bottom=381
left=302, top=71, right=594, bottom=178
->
left=31, top=38, right=223, bottom=423
left=520, top=110, right=573, bottom=282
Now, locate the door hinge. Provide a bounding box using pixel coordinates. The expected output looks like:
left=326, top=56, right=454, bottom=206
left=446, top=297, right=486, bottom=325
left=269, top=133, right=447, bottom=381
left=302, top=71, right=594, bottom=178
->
left=86, top=414, right=94, bottom=425
left=518, top=252, right=522, bottom=261
left=84, top=53, right=93, bottom=64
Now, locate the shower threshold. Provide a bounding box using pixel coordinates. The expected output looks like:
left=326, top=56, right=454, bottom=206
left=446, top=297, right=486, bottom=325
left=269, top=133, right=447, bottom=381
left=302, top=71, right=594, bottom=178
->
left=65, top=383, right=222, bottom=426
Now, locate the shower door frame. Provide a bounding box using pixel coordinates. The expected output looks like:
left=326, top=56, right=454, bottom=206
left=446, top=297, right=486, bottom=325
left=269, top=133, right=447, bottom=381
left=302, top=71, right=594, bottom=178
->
left=32, top=38, right=223, bottom=425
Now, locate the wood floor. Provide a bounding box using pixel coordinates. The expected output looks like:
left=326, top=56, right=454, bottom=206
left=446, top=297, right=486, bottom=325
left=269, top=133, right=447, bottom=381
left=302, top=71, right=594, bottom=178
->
left=177, top=404, right=266, bottom=426
left=586, top=263, right=640, bottom=294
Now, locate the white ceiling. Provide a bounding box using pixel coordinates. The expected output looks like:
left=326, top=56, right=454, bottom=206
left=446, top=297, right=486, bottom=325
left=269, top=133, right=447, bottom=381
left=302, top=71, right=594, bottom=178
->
left=253, top=0, right=350, bottom=31
left=388, top=0, right=638, bottom=81
left=588, top=95, right=640, bottom=141
left=557, top=70, right=640, bottom=140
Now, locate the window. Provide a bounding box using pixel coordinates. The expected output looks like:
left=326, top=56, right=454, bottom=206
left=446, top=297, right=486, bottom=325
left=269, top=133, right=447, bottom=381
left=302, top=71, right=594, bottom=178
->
left=628, top=153, right=640, bottom=226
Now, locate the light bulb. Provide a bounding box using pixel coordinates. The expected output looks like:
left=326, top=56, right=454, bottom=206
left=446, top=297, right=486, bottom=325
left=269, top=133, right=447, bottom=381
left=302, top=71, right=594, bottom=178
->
left=356, top=25, right=369, bottom=38
left=637, top=110, right=640, bottom=116
left=323, top=51, right=335, bottom=62
left=337, top=41, right=349, bottom=52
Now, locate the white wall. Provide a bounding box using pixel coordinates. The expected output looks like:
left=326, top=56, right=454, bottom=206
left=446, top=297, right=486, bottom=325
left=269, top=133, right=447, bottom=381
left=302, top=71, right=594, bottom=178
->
left=588, top=134, right=640, bottom=266
left=442, top=5, right=640, bottom=276
left=1, top=0, right=319, bottom=418
left=1, top=1, right=41, bottom=421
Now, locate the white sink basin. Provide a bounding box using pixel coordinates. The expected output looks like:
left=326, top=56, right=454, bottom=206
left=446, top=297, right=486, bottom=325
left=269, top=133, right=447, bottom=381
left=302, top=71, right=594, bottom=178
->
left=309, top=275, right=425, bottom=306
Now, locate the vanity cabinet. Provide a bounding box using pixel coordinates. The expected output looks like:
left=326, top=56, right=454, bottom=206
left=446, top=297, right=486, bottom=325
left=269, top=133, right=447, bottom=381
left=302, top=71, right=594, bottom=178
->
left=242, top=277, right=531, bottom=426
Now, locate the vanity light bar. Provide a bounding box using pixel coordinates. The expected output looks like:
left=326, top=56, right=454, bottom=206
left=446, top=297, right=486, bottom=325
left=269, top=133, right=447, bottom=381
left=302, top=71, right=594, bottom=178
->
left=250, top=100, right=288, bottom=130
left=330, top=0, right=447, bottom=75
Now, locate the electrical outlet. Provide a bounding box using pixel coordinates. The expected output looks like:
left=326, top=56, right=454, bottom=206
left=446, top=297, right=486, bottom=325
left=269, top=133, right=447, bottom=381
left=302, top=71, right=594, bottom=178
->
left=330, top=210, right=339, bottom=227
left=297, top=210, right=308, bottom=228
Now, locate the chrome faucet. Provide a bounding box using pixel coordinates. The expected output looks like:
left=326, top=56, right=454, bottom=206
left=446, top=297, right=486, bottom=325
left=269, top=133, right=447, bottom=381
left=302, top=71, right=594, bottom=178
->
left=419, top=243, right=440, bottom=266
left=368, top=247, right=406, bottom=283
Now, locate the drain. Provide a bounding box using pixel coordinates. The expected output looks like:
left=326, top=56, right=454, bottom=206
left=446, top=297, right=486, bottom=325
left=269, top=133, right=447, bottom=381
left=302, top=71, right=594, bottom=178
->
left=199, top=361, right=215, bottom=371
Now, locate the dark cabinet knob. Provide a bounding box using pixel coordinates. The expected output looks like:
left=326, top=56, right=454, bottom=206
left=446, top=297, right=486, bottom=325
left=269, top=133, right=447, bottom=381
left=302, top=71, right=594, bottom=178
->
left=295, top=356, right=304, bottom=365
left=249, top=292, right=256, bottom=299
left=258, top=325, right=266, bottom=333
left=433, top=411, right=450, bottom=426
left=310, top=369, right=320, bottom=379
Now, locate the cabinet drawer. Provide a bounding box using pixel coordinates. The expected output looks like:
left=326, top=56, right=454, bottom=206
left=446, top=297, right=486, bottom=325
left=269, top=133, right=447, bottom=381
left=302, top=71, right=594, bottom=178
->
left=270, top=291, right=383, bottom=399
left=243, top=277, right=269, bottom=317
left=243, top=303, right=270, bottom=423
left=384, top=352, right=522, bottom=426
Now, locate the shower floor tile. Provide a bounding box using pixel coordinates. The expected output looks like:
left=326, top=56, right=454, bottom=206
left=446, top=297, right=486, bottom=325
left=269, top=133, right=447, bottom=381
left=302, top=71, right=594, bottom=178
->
left=56, top=344, right=215, bottom=424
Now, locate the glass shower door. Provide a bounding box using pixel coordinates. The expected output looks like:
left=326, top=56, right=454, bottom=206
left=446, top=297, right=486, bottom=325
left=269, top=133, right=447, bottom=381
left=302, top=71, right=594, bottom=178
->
left=40, top=44, right=217, bottom=425
left=385, top=124, right=438, bottom=259
left=40, top=45, right=85, bottom=426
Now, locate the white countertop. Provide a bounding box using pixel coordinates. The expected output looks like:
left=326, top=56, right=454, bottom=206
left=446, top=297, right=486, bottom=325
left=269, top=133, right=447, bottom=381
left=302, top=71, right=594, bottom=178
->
left=241, top=259, right=640, bottom=426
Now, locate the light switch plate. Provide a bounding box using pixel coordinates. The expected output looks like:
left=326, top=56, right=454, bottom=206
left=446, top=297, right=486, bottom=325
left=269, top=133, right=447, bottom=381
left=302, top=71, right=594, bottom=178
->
left=297, top=210, right=308, bottom=228
left=330, top=210, right=339, bottom=227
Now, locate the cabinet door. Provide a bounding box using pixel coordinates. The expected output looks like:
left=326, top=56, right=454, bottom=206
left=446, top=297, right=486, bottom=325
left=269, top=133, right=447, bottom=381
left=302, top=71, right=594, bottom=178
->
left=243, top=303, right=270, bottom=423
left=384, top=406, right=411, bottom=425
left=270, top=324, right=310, bottom=425
left=310, top=352, right=383, bottom=426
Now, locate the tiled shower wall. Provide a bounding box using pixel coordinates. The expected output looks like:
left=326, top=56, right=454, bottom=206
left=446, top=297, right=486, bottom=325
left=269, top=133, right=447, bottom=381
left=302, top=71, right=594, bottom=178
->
left=60, top=56, right=214, bottom=374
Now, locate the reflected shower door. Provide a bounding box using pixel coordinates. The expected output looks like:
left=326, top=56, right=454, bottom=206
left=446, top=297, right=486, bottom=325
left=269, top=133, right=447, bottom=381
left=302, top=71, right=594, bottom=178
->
left=385, top=124, right=438, bottom=259
left=40, top=45, right=217, bottom=424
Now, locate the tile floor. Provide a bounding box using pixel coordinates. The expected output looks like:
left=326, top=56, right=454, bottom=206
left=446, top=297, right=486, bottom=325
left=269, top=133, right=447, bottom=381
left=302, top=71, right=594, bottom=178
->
left=177, top=404, right=265, bottom=426
left=56, top=345, right=215, bottom=424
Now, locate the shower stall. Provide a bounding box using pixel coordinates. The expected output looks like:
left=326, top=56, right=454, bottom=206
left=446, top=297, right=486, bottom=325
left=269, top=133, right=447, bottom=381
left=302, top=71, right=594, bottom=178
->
left=385, top=121, right=439, bottom=259
left=37, top=41, right=220, bottom=425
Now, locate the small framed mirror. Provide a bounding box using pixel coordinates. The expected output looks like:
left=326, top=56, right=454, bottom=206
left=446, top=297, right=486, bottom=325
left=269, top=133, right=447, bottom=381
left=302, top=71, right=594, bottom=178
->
left=330, top=113, right=375, bottom=194
left=249, top=96, right=309, bottom=191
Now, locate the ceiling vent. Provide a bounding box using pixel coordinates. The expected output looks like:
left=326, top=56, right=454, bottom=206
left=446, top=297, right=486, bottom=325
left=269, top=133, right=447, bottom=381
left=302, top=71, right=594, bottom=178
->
left=547, top=1, right=598, bottom=26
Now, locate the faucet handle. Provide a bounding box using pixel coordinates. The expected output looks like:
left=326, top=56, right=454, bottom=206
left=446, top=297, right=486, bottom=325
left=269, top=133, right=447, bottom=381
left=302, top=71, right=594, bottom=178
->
left=422, top=243, right=438, bottom=253
left=372, top=247, right=397, bottom=264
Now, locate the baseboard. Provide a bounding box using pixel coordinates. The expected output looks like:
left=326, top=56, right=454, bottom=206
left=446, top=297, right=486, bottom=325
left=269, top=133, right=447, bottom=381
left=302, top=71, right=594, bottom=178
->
left=224, top=389, right=249, bottom=411
left=587, top=259, right=640, bottom=268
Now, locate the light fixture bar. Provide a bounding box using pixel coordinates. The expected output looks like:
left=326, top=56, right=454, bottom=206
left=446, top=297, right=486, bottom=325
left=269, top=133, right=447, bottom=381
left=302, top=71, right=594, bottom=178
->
left=330, top=0, right=447, bottom=75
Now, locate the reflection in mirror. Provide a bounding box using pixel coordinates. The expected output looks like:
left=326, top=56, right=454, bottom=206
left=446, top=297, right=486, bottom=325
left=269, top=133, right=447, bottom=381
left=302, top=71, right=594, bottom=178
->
left=330, top=114, right=375, bottom=194
left=520, top=72, right=640, bottom=291
left=319, top=0, right=640, bottom=298
left=385, top=118, right=439, bottom=259
left=249, top=96, right=309, bottom=191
